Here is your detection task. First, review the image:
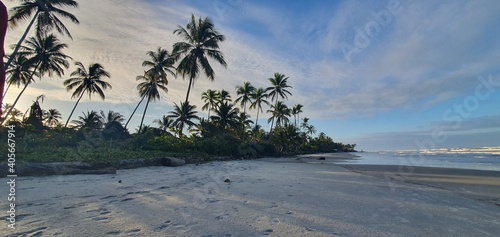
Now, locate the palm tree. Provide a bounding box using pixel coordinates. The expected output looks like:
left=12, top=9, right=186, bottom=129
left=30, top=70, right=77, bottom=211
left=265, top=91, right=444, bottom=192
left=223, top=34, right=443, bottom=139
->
left=4, top=54, right=36, bottom=97
left=72, top=110, right=102, bottom=129
left=266, top=73, right=292, bottom=131
left=44, top=108, right=61, bottom=127
left=100, top=110, right=125, bottom=129
left=154, top=115, right=175, bottom=134
left=5, top=0, right=79, bottom=69
left=236, top=112, right=253, bottom=130
left=173, top=14, right=227, bottom=105
left=129, top=71, right=168, bottom=132
left=301, top=117, right=316, bottom=137
left=267, top=101, right=291, bottom=129
left=100, top=110, right=127, bottom=139
left=234, top=112, right=253, bottom=139
left=125, top=48, right=174, bottom=130
left=291, top=104, right=303, bottom=127
left=211, top=102, right=239, bottom=131
left=217, top=89, right=232, bottom=105
left=201, top=89, right=219, bottom=120
left=63, top=62, right=111, bottom=127
left=2, top=104, right=21, bottom=123
left=142, top=47, right=176, bottom=85
left=168, top=101, right=199, bottom=137
left=249, top=87, right=270, bottom=128
left=2, top=33, right=70, bottom=124
left=235, top=82, right=255, bottom=114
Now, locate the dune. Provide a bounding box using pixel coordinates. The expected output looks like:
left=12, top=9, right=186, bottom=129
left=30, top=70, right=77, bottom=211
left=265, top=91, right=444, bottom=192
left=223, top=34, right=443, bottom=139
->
left=1, top=157, right=499, bottom=236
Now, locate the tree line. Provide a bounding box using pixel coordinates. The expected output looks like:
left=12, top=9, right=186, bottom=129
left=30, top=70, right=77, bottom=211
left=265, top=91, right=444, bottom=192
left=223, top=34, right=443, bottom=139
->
left=1, top=0, right=356, bottom=161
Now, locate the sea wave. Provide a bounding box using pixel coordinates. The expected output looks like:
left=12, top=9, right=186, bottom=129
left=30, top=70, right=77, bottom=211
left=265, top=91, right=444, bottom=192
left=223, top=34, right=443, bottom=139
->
left=384, top=146, right=500, bottom=156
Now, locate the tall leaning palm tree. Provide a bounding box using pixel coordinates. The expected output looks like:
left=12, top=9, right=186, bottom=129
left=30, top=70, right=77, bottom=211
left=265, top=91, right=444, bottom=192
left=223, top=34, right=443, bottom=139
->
left=63, top=62, right=111, bottom=127
left=4, top=54, right=36, bottom=97
left=168, top=101, right=199, bottom=137
left=249, top=87, right=270, bottom=129
left=173, top=14, right=227, bottom=106
left=6, top=0, right=79, bottom=70
left=2, top=33, right=70, bottom=124
left=201, top=89, right=219, bottom=120
left=125, top=48, right=174, bottom=130
left=235, top=81, right=255, bottom=114
left=134, top=71, right=168, bottom=132
left=266, top=73, right=292, bottom=132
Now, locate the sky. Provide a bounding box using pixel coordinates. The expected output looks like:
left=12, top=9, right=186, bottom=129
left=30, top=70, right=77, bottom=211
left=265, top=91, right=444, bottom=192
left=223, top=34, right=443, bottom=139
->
left=2, top=0, right=500, bottom=151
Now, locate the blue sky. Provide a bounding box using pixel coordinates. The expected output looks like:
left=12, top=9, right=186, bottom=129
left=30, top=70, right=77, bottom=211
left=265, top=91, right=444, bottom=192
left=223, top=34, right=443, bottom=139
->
left=3, top=0, right=500, bottom=151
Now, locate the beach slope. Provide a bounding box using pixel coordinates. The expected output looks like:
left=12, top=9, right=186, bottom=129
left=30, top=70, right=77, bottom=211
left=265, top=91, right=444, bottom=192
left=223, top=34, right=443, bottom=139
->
left=1, top=158, right=499, bottom=236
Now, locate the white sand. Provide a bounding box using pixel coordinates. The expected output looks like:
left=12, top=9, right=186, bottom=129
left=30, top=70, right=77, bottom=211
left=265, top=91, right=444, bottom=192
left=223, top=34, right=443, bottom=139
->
left=1, top=158, right=500, bottom=236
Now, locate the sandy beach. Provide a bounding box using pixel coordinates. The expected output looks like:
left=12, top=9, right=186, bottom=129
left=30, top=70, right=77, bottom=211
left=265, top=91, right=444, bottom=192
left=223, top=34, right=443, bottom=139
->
left=1, top=155, right=500, bottom=237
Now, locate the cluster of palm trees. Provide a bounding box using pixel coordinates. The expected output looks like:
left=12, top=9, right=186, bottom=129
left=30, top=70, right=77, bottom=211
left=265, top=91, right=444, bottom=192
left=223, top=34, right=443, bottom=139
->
left=148, top=72, right=307, bottom=140
left=1, top=1, right=311, bottom=142
left=198, top=73, right=305, bottom=132
left=1, top=0, right=79, bottom=124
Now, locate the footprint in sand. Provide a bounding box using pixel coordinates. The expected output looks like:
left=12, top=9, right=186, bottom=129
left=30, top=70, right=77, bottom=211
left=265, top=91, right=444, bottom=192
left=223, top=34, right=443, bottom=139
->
left=9, top=227, right=48, bottom=237
left=155, top=220, right=173, bottom=231
left=269, top=202, right=279, bottom=209
left=201, top=235, right=233, bottom=237
left=63, top=203, right=86, bottom=210
left=92, top=216, right=109, bottom=222
left=206, top=198, right=220, bottom=204
left=100, top=195, right=117, bottom=200
left=215, top=213, right=230, bottom=220
left=127, top=229, right=141, bottom=234
left=120, top=197, right=135, bottom=202
left=258, top=229, right=274, bottom=236
left=86, top=207, right=113, bottom=223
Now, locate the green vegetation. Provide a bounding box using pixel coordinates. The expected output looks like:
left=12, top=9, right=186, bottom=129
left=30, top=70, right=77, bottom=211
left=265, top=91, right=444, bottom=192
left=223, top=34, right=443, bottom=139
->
left=1, top=3, right=355, bottom=164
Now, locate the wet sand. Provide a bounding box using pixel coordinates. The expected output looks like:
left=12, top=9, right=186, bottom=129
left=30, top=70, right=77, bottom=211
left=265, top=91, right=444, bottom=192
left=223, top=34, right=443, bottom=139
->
left=1, top=157, right=499, bottom=236
left=340, top=164, right=500, bottom=206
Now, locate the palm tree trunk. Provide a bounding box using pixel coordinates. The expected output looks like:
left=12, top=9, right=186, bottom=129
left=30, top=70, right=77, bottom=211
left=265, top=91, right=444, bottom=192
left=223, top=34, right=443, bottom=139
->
left=2, top=80, right=29, bottom=124
left=255, top=107, right=260, bottom=128
left=184, top=76, right=194, bottom=105
left=179, top=76, right=194, bottom=138
left=270, top=99, right=278, bottom=133
left=3, top=82, right=11, bottom=97
left=297, top=112, right=300, bottom=129
left=139, top=96, right=151, bottom=132
left=178, top=123, right=183, bottom=138
left=207, top=107, right=211, bottom=120
left=4, top=11, right=39, bottom=70
left=1, top=63, right=39, bottom=125
left=64, top=92, right=84, bottom=127
left=125, top=94, right=146, bottom=129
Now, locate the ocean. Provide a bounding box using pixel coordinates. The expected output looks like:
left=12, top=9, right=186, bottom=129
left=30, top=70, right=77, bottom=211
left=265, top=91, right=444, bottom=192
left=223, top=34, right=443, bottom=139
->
left=344, top=147, right=500, bottom=171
